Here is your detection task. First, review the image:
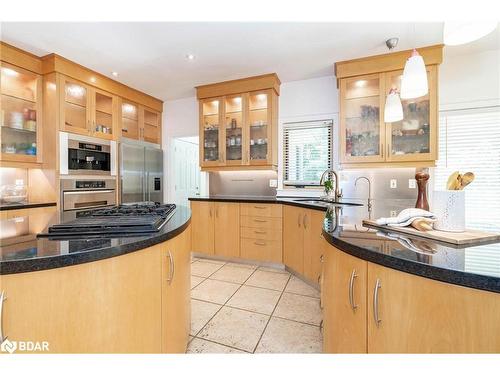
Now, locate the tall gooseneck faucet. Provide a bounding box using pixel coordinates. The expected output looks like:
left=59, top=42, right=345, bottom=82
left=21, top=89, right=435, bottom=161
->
left=319, top=169, right=343, bottom=201
left=355, top=176, right=372, bottom=213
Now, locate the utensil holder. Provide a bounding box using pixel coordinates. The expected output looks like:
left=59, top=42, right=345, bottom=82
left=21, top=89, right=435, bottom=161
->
left=432, top=190, right=465, bottom=232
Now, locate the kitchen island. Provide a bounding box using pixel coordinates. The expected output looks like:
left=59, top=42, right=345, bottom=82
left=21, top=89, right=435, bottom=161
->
left=190, top=196, right=500, bottom=353
left=0, top=206, right=191, bottom=353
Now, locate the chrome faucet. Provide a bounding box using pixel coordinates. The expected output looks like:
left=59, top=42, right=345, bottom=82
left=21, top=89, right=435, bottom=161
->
left=319, top=169, right=343, bottom=201
left=355, top=176, right=372, bottom=212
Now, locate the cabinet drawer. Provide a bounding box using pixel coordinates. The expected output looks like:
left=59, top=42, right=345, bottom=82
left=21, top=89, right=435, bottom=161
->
left=241, top=238, right=282, bottom=263
left=240, top=216, right=282, bottom=230
left=241, top=226, right=282, bottom=241
left=240, top=203, right=282, bottom=218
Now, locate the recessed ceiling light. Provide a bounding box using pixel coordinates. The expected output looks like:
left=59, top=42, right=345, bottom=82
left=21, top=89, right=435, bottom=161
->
left=185, top=54, right=196, bottom=61
left=111, top=71, right=119, bottom=77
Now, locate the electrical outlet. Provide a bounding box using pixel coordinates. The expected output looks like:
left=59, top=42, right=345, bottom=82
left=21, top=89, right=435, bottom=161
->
left=390, top=210, right=398, bottom=217
left=269, top=179, right=278, bottom=188
left=409, top=179, right=417, bottom=189
left=390, top=179, right=397, bottom=189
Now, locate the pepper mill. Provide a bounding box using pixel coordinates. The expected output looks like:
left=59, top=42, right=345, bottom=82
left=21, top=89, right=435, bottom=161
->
left=415, top=171, right=430, bottom=211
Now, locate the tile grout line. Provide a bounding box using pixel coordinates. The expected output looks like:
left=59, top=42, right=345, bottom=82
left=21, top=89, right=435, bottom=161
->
left=189, top=336, right=252, bottom=354
left=251, top=272, right=292, bottom=353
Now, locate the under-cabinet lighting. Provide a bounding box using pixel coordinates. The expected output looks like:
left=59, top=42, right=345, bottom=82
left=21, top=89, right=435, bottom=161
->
left=256, top=94, right=266, bottom=101
left=122, top=104, right=136, bottom=114
left=66, top=84, right=85, bottom=99
left=211, top=100, right=219, bottom=107
left=233, top=97, right=242, bottom=103
left=1, top=67, right=19, bottom=77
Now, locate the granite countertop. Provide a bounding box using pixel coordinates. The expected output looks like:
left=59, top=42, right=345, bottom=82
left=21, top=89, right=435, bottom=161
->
left=0, top=206, right=191, bottom=275
left=190, top=195, right=500, bottom=293
left=0, top=202, right=57, bottom=211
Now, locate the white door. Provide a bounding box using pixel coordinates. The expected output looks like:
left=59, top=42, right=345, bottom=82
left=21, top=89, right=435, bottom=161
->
left=173, top=137, right=203, bottom=207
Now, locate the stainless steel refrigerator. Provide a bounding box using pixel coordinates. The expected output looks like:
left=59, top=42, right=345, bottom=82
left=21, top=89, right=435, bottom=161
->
left=120, top=140, right=163, bottom=204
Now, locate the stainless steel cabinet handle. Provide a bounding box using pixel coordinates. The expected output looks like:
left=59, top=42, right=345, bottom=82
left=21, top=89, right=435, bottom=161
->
left=254, top=241, right=266, bottom=246
left=381, top=143, right=384, bottom=158
left=319, top=319, right=323, bottom=333
left=254, top=230, right=266, bottom=234
left=298, top=213, right=301, bottom=228
left=320, top=254, right=324, bottom=263
left=167, top=251, right=174, bottom=285
left=253, top=206, right=266, bottom=209
left=64, top=190, right=115, bottom=195
left=254, top=219, right=267, bottom=223
left=348, top=269, right=358, bottom=311
left=303, top=213, right=307, bottom=229
left=209, top=207, right=212, bottom=217
left=215, top=208, right=218, bottom=218
left=0, top=290, right=6, bottom=343
left=373, top=278, right=382, bottom=327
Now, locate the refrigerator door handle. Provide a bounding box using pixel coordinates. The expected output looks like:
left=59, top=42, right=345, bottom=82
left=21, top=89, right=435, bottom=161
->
left=146, top=172, right=150, bottom=202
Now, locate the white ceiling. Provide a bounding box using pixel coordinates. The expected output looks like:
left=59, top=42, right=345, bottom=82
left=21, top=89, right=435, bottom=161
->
left=1, top=22, right=498, bottom=101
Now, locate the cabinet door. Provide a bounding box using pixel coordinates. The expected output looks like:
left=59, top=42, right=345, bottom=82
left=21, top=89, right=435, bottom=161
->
left=190, top=201, right=215, bottom=255
left=61, top=77, right=90, bottom=136
left=367, top=263, right=500, bottom=353
left=248, top=90, right=272, bottom=165
left=162, top=226, right=191, bottom=353
left=340, top=74, right=385, bottom=163
left=0, top=62, right=42, bottom=163
left=223, top=94, right=245, bottom=165
left=303, top=209, right=327, bottom=283
left=200, top=98, right=223, bottom=167
left=91, top=88, right=114, bottom=140
left=214, top=202, right=240, bottom=258
left=143, top=107, right=161, bottom=144
left=384, top=66, right=437, bottom=162
left=283, top=205, right=304, bottom=273
left=121, top=100, right=140, bottom=140
left=1, top=247, right=162, bottom=353
left=323, top=247, right=367, bottom=353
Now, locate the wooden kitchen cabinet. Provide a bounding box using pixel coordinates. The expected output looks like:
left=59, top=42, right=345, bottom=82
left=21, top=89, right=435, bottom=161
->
left=190, top=201, right=240, bottom=258
left=190, top=200, right=215, bottom=255
left=1, top=245, right=163, bottom=353
left=366, top=262, right=500, bottom=353
left=214, top=202, right=240, bottom=258
left=196, top=74, right=280, bottom=171
left=60, top=75, right=117, bottom=140
left=120, top=100, right=161, bottom=144
left=323, top=246, right=367, bottom=353
left=284, top=206, right=326, bottom=281
left=335, top=44, right=442, bottom=168
left=283, top=205, right=305, bottom=273
left=161, top=225, right=191, bottom=353
left=0, top=62, right=43, bottom=164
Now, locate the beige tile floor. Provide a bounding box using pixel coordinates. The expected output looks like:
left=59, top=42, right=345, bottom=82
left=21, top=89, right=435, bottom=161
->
left=187, top=257, right=323, bottom=354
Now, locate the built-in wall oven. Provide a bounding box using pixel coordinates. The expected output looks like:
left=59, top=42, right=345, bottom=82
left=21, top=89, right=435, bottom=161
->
left=61, top=178, right=116, bottom=221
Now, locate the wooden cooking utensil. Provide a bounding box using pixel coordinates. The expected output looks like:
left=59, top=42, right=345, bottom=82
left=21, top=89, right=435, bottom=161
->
left=411, top=218, right=435, bottom=232
left=460, top=172, right=475, bottom=190
left=446, top=171, right=461, bottom=190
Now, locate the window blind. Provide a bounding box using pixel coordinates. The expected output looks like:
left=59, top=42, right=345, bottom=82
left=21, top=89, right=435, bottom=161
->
left=434, top=107, right=500, bottom=277
left=283, top=119, right=333, bottom=186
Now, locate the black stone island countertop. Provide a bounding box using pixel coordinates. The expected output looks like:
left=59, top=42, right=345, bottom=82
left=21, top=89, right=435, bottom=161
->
left=0, top=201, right=57, bottom=211
left=0, top=206, right=191, bottom=275
left=190, top=196, right=500, bottom=293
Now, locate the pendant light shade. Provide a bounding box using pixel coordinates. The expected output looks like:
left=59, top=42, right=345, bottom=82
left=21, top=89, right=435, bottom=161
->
left=384, top=88, right=404, bottom=123
left=444, top=21, right=498, bottom=46
left=400, top=49, right=428, bottom=99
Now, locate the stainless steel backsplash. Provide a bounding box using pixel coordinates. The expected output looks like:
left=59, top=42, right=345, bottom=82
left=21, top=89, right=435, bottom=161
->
left=209, top=170, right=278, bottom=197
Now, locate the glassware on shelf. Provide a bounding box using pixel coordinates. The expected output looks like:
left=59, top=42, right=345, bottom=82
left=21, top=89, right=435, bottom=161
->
left=249, top=92, right=269, bottom=161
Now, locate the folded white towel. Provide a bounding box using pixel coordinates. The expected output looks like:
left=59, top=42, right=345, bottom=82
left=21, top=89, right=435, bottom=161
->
left=376, top=208, right=436, bottom=226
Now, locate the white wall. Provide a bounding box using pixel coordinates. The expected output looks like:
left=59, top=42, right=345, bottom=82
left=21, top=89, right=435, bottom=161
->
left=439, top=48, right=500, bottom=110
left=162, top=96, right=199, bottom=202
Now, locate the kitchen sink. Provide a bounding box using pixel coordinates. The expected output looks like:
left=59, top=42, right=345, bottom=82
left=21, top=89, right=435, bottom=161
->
left=293, top=199, right=363, bottom=207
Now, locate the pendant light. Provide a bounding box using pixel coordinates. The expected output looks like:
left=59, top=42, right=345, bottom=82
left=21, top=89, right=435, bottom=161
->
left=400, top=48, right=428, bottom=99
left=384, top=88, right=404, bottom=123
left=444, top=21, right=498, bottom=46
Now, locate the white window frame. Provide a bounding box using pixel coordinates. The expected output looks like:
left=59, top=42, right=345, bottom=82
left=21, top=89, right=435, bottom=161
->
left=278, top=113, right=339, bottom=194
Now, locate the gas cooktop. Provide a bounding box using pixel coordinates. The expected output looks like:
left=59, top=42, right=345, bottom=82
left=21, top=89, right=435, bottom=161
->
left=41, top=203, right=176, bottom=237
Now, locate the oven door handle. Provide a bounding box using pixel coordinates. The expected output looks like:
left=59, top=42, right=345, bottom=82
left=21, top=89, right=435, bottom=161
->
left=63, top=190, right=115, bottom=195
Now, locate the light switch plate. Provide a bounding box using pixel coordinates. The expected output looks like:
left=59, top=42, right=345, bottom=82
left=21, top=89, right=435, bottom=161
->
left=390, top=179, right=397, bottom=189
left=269, top=179, right=278, bottom=188
left=409, top=179, right=417, bottom=189
left=390, top=210, right=398, bottom=217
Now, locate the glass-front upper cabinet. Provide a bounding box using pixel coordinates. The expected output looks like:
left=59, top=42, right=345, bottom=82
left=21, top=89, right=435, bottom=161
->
left=62, top=78, right=89, bottom=136
left=248, top=90, right=271, bottom=164
left=0, top=63, right=42, bottom=162
left=143, top=108, right=161, bottom=144
left=340, top=74, right=385, bottom=163
left=200, top=98, right=222, bottom=166
left=121, top=101, right=139, bottom=140
left=385, top=66, right=436, bottom=162
left=92, top=89, right=114, bottom=140
left=224, top=95, right=244, bottom=165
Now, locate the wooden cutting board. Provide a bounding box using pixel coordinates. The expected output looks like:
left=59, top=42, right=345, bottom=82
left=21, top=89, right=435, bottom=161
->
left=362, top=220, right=500, bottom=245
